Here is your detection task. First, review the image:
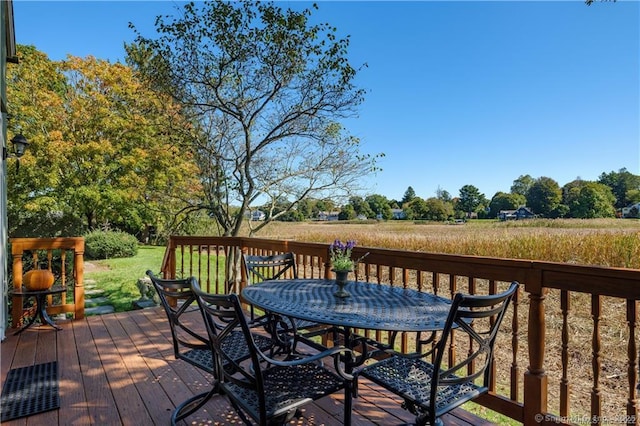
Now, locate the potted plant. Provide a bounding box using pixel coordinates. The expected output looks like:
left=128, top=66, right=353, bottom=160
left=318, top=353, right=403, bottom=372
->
left=329, top=240, right=368, bottom=298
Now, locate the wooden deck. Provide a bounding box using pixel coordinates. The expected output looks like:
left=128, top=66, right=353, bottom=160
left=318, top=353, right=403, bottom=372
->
left=1, top=307, right=495, bottom=425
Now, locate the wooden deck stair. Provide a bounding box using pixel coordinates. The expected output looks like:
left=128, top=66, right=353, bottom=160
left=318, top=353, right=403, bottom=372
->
left=1, top=307, right=496, bottom=425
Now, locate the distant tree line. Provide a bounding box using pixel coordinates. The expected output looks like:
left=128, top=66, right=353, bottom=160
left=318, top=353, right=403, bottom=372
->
left=256, top=168, right=640, bottom=222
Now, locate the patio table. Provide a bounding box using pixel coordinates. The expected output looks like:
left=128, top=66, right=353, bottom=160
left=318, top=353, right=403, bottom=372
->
left=241, top=278, right=453, bottom=370
left=12, top=286, right=66, bottom=334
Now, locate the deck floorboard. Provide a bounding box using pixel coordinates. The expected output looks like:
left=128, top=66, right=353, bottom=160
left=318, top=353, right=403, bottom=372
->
left=1, top=307, right=496, bottom=425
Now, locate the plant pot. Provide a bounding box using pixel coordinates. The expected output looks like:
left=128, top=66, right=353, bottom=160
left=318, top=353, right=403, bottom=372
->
left=332, top=269, right=351, bottom=298
left=23, top=269, right=55, bottom=291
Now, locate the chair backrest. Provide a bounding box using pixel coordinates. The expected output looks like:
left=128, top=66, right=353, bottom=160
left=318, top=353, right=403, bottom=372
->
left=191, top=280, right=269, bottom=418
left=146, top=270, right=210, bottom=367
left=243, top=252, right=298, bottom=284
left=431, top=281, right=519, bottom=397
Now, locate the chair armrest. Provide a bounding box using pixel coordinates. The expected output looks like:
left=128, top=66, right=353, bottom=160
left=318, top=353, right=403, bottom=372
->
left=255, top=344, right=355, bottom=380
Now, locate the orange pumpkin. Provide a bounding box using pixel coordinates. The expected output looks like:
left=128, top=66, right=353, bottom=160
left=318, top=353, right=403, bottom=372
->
left=23, top=269, right=55, bottom=291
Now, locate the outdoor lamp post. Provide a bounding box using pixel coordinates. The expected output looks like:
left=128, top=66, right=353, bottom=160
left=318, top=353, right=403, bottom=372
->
left=3, top=134, right=29, bottom=171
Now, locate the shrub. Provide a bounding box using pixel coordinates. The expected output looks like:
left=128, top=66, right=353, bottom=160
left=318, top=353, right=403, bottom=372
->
left=84, top=230, right=139, bottom=260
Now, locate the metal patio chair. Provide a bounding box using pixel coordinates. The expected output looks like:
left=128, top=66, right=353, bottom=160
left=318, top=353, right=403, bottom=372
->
left=191, top=279, right=355, bottom=426
left=358, top=281, right=519, bottom=426
left=146, top=271, right=273, bottom=424
left=147, top=271, right=214, bottom=374
left=243, top=253, right=332, bottom=344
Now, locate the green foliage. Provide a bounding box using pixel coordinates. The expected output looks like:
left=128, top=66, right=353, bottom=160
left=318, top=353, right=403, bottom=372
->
left=457, top=184, right=487, bottom=216
left=84, top=230, right=139, bottom=260
left=348, top=196, right=375, bottom=219
left=9, top=209, right=85, bottom=238
left=424, top=197, right=453, bottom=221
left=401, top=186, right=417, bottom=204
left=436, top=187, right=452, bottom=202
left=403, top=197, right=453, bottom=221
left=403, top=198, right=428, bottom=220
left=526, top=177, right=563, bottom=218
left=598, top=168, right=640, bottom=209
left=339, top=204, right=356, bottom=220
left=365, top=194, right=392, bottom=220
left=7, top=45, right=202, bottom=239
left=510, top=174, right=534, bottom=196
left=564, top=180, right=616, bottom=218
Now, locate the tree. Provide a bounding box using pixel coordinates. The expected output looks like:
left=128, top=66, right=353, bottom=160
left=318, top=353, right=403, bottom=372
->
left=423, top=197, right=453, bottom=221
left=338, top=204, right=356, bottom=220
left=403, top=197, right=428, bottom=220
left=598, top=168, right=640, bottom=210
left=296, top=199, right=314, bottom=220
left=511, top=175, right=535, bottom=197
left=526, top=177, right=563, bottom=218
left=563, top=180, right=616, bottom=218
left=401, top=186, right=417, bottom=205
left=457, top=185, right=486, bottom=218
left=127, top=1, right=380, bottom=236
left=436, top=186, right=452, bottom=202
left=347, top=196, right=374, bottom=219
left=627, top=189, right=640, bottom=205
left=488, top=192, right=526, bottom=218
left=7, top=46, right=201, bottom=240
left=366, top=194, right=392, bottom=220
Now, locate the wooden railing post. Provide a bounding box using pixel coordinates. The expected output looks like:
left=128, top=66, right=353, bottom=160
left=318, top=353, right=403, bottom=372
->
left=74, top=239, right=85, bottom=319
left=626, top=300, right=638, bottom=421
left=162, top=238, right=177, bottom=279
left=11, top=241, right=24, bottom=328
left=524, top=272, right=548, bottom=426
left=324, top=245, right=332, bottom=278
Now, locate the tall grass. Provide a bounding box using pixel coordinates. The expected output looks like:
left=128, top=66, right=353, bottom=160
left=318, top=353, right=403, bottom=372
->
left=258, top=219, right=640, bottom=268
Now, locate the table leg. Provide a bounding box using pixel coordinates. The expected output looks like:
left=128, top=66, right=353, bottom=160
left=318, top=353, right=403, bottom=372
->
left=13, top=293, right=62, bottom=335
left=36, top=294, right=62, bottom=331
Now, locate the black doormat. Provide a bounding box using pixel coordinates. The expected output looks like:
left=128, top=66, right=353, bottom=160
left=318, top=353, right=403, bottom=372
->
left=1, top=361, right=60, bottom=422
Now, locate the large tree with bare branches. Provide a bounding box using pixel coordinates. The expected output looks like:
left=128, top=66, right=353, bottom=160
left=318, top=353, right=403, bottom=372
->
left=127, top=1, right=380, bottom=236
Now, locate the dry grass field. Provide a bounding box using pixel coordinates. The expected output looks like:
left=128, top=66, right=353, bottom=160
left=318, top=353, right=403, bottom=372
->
left=257, top=218, right=640, bottom=268
left=255, top=218, right=640, bottom=422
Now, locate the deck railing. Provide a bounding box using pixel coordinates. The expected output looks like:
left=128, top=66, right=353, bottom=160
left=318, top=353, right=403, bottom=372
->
left=10, top=237, right=85, bottom=327
left=161, top=235, right=640, bottom=426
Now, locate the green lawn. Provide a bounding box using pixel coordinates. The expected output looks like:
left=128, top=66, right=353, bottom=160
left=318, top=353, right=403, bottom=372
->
left=84, top=245, right=166, bottom=312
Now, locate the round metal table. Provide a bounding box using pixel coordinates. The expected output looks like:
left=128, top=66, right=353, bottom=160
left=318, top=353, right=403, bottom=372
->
left=241, top=279, right=453, bottom=333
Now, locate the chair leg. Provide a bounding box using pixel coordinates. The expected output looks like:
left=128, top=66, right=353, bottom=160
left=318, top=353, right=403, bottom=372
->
left=171, top=385, right=219, bottom=425
left=415, top=412, right=443, bottom=426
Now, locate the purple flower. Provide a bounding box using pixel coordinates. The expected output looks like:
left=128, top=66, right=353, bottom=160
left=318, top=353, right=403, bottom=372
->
left=329, top=239, right=357, bottom=270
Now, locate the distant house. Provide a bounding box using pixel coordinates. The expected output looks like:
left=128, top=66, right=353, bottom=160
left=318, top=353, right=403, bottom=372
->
left=250, top=210, right=266, bottom=221
left=498, top=206, right=535, bottom=221
left=621, top=202, right=640, bottom=218
left=391, top=208, right=406, bottom=220
left=316, top=211, right=340, bottom=221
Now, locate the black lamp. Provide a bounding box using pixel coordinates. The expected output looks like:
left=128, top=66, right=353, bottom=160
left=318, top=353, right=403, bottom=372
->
left=3, top=134, right=29, bottom=171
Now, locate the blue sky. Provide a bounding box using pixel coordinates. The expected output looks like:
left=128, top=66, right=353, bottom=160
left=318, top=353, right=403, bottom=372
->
left=12, top=1, right=640, bottom=202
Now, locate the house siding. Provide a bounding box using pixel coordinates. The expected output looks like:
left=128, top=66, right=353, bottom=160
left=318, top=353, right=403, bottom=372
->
left=1, top=0, right=17, bottom=340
